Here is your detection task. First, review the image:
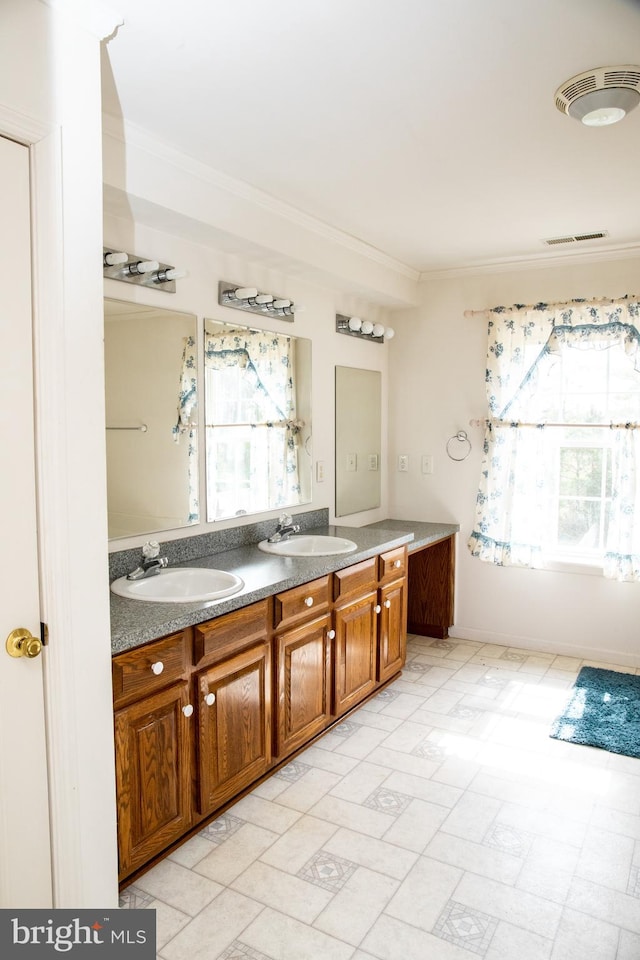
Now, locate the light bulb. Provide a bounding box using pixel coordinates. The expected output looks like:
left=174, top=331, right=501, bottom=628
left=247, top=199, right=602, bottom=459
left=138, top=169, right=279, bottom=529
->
left=582, top=107, right=626, bottom=126
left=233, top=287, right=258, bottom=300
left=384, top=327, right=395, bottom=340
left=126, top=259, right=159, bottom=275
left=104, top=251, right=128, bottom=267
left=272, top=299, right=291, bottom=309
left=361, top=320, right=374, bottom=335
left=372, top=323, right=385, bottom=338
left=152, top=267, right=188, bottom=283
left=255, top=294, right=274, bottom=304
left=348, top=317, right=362, bottom=332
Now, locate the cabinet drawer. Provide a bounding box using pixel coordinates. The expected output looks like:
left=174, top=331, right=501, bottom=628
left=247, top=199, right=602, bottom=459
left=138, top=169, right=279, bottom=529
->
left=333, top=557, right=377, bottom=602
left=379, top=546, right=407, bottom=582
left=194, top=599, right=268, bottom=667
left=274, top=577, right=330, bottom=630
left=112, top=630, right=190, bottom=707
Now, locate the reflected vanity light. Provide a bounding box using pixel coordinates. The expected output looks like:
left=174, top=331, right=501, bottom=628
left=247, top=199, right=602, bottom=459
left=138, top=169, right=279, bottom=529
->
left=336, top=314, right=395, bottom=344
left=218, top=281, right=299, bottom=322
left=103, top=248, right=186, bottom=293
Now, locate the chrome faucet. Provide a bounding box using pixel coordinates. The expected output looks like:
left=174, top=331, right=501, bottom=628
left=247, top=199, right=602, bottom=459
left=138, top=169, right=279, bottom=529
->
left=126, top=541, right=169, bottom=580
left=267, top=513, right=301, bottom=543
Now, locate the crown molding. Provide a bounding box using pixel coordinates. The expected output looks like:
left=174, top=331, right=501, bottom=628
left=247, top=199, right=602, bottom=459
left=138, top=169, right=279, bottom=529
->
left=102, top=114, right=420, bottom=283
left=419, top=242, right=640, bottom=281
left=41, top=0, right=123, bottom=39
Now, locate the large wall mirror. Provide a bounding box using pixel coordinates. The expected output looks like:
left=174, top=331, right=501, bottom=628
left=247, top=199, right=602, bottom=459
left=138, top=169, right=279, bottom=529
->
left=104, top=299, right=198, bottom=539
left=204, top=318, right=312, bottom=521
left=335, top=366, right=381, bottom=517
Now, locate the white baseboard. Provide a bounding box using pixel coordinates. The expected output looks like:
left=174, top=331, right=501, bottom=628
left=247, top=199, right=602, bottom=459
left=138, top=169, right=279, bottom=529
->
left=448, top=625, right=640, bottom=669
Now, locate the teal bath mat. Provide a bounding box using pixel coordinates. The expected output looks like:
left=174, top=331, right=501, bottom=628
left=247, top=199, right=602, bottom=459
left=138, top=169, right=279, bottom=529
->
left=550, top=666, right=640, bottom=759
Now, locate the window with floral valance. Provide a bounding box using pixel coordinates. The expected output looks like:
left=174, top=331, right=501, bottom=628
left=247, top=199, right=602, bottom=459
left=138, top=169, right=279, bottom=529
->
left=468, top=296, right=640, bottom=581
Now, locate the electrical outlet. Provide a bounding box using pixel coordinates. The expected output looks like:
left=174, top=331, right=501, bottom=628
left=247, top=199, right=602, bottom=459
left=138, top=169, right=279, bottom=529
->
left=398, top=454, right=409, bottom=472
left=316, top=460, right=325, bottom=482
left=421, top=454, right=434, bottom=475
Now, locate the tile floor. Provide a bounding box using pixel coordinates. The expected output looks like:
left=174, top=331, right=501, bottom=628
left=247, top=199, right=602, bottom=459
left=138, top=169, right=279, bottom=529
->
left=120, top=634, right=640, bottom=960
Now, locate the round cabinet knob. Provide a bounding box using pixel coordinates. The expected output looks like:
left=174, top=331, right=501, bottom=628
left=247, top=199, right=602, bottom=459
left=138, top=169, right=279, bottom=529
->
left=384, top=599, right=391, bottom=608
left=151, top=661, right=164, bottom=675
left=182, top=704, right=194, bottom=718
left=304, top=597, right=314, bottom=607
left=374, top=604, right=381, bottom=614
left=327, top=630, right=336, bottom=640
left=204, top=692, right=216, bottom=706
left=394, top=559, right=402, bottom=568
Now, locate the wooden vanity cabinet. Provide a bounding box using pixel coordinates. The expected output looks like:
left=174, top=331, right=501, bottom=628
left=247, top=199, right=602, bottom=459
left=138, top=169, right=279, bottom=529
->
left=112, top=549, right=410, bottom=883
left=377, top=547, right=408, bottom=682
left=112, top=630, right=194, bottom=878
left=273, top=577, right=332, bottom=759
left=193, top=601, right=271, bottom=815
left=332, top=558, right=379, bottom=717
left=196, top=640, right=272, bottom=814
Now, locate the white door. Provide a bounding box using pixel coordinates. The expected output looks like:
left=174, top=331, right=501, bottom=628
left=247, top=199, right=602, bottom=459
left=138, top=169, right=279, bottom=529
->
left=0, top=134, right=53, bottom=906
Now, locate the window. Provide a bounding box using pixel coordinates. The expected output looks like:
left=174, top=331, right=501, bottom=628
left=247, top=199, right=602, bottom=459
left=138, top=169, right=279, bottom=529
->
left=202, top=325, right=303, bottom=520
left=469, top=297, right=640, bottom=580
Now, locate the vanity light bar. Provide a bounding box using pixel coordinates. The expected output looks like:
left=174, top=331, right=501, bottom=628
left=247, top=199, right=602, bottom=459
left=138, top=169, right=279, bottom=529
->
left=335, top=314, right=395, bottom=344
left=103, top=248, right=188, bottom=293
left=218, top=281, right=297, bottom=322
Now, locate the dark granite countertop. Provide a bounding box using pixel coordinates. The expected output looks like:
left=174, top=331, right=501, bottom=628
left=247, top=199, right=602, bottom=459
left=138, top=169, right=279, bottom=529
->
left=109, top=517, right=459, bottom=654
left=364, top=519, right=459, bottom=551
left=110, top=524, right=412, bottom=653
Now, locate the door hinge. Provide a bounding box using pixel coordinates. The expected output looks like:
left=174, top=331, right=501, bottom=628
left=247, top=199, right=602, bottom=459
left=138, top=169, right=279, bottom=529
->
left=40, top=622, right=49, bottom=646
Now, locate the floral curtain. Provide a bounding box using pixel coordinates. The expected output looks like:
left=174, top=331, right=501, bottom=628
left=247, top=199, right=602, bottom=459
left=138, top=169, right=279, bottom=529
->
left=468, top=297, right=640, bottom=580
left=174, top=334, right=199, bottom=523
left=203, top=326, right=302, bottom=516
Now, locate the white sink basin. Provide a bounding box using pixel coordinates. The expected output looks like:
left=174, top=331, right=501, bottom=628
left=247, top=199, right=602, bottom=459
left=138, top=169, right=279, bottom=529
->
left=111, top=567, right=244, bottom=603
left=258, top=534, right=358, bottom=557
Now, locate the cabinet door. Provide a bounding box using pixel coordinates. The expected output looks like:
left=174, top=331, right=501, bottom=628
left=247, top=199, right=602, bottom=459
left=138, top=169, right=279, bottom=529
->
left=378, top=578, right=408, bottom=682
left=334, top=591, right=378, bottom=717
left=114, top=681, right=193, bottom=880
left=275, top=614, right=332, bottom=758
left=197, top=642, right=271, bottom=815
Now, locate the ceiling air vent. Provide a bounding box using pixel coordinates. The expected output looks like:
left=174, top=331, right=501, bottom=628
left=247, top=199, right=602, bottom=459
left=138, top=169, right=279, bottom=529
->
left=543, top=231, right=609, bottom=246
left=555, top=65, right=640, bottom=125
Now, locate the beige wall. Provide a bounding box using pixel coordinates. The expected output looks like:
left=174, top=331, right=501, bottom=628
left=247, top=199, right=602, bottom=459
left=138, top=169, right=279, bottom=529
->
left=388, top=255, right=640, bottom=664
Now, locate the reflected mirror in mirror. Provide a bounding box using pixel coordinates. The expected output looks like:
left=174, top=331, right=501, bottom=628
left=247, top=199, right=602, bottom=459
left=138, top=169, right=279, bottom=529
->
left=335, top=366, right=381, bottom=517
left=204, top=318, right=312, bottom=521
left=104, top=299, right=198, bottom=539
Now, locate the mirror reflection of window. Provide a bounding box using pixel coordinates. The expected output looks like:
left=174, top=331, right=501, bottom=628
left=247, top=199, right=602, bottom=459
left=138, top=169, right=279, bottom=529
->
left=204, top=319, right=312, bottom=521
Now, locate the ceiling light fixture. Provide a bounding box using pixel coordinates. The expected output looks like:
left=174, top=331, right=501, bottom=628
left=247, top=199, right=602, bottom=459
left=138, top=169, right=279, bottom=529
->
left=555, top=65, right=640, bottom=126
left=336, top=314, right=395, bottom=344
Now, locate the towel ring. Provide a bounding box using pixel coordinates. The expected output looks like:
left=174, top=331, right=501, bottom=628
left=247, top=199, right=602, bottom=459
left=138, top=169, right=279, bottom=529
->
left=446, top=430, right=471, bottom=461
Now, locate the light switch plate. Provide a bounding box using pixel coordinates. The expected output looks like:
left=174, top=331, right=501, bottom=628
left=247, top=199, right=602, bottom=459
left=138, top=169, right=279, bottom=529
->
left=421, top=455, right=434, bottom=475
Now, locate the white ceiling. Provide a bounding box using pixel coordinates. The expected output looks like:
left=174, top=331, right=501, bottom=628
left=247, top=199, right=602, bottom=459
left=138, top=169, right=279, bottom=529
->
left=102, top=0, right=640, bottom=274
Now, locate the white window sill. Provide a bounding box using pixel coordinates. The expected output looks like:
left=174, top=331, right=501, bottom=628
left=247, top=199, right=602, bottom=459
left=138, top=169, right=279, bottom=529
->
left=540, top=555, right=603, bottom=576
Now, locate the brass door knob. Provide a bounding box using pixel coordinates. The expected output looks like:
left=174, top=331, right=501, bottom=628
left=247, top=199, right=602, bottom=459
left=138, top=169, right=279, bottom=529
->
left=6, top=628, right=42, bottom=659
